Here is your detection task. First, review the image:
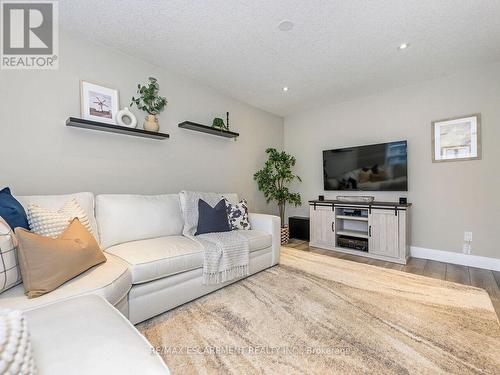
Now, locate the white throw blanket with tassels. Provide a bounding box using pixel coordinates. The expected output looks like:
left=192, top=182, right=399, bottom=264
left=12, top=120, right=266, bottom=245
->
left=179, top=191, right=250, bottom=285
left=195, top=231, right=249, bottom=284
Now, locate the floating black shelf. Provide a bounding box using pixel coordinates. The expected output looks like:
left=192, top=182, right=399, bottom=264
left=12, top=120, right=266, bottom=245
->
left=66, top=117, right=169, bottom=140
left=178, top=121, right=239, bottom=138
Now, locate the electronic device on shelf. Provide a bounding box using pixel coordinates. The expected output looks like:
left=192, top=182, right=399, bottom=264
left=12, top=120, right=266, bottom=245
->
left=343, top=209, right=362, bottom=217
left=336, top=195, right=374, bottom=203
left=337, top=236, right=368, bottom=252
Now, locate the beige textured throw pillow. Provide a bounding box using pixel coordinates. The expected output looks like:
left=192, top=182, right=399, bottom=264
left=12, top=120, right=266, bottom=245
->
left=15, top=218, right=106, bottom=298
left=27, top=198, right=93, bottom=238
left=0, top=308, right=36, bottom=374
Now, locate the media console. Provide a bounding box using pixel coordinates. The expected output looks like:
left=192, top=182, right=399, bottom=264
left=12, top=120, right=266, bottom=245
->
left=309, top=199, right=411, bottom=264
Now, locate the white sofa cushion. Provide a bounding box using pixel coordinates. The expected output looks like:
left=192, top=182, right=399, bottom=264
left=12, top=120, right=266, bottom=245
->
left=106, top=230, right=272, bottom=285
left=25, top=295, right=169, bottom=375
left=16, top=192, right=99, bottom=242
left=0, top=254, right=131, bottom=311
left=234, top=229, right=272, bottom=252
left=106, top=236, right=203, bottom=284
left=96, top=194, right=184, bottom=249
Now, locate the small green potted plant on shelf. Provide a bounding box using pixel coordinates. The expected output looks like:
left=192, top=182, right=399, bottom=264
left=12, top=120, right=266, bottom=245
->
left=254, top=148, right=302, bottom=244
left=131, top=77, right=167, bottom=132
left=212, top=117, right=228, bottom=131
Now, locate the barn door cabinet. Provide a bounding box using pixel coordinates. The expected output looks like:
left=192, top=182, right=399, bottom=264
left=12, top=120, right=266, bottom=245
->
left=309, top=205, right=335, bottom=248
left=309, top=200, right=411, bottom=264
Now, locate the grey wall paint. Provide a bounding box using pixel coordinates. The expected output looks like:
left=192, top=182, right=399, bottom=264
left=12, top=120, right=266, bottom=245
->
left=284, top=61, right=500, bottom=259
left=0, top=32, right=283, bottom=215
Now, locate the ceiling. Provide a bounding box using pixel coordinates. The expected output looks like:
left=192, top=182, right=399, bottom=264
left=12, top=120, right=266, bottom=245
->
left=60, top=0, right=500, bottom=116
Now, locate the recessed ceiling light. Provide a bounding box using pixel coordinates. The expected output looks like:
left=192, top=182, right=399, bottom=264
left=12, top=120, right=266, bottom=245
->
left=278, top=20, right=294, bottom=32
left=398, top=43, right=410, bottom=50
left=282, top=86, right=289, bottom=92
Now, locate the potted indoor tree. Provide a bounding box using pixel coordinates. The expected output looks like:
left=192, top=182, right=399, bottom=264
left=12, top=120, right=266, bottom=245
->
left=131, top=77, right=167, bottom=132
left=254, top=148, right=301, bottom=244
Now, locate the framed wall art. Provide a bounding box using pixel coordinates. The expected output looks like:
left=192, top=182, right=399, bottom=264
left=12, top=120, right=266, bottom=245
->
left=80, top=81, right=119, bottom=124
left=431, top=114, right=481, bottom=162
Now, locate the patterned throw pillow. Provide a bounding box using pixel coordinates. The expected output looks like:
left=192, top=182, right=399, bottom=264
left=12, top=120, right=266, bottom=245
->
left=27, top=198, right=93, bottom=238
left=0, top=217, right=22, bottom=294
left=0, top=309, right=36, bottom=374
left=225, top=199, right=251, bottom=230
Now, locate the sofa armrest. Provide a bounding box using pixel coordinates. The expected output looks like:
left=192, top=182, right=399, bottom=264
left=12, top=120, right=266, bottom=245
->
left=248, top=213, right=281, bottom=265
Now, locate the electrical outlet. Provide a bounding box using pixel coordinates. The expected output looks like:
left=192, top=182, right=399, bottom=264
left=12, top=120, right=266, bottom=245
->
left=464, top=231, right=472, bottom=242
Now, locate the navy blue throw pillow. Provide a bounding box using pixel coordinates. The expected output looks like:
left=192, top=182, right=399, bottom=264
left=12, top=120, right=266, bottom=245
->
left=0, top=187, right=29, bottom=230
left=195, top=199, right=231, bottom=235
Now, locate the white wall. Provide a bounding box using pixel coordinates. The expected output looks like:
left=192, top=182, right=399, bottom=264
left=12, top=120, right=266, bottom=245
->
left=0, top=32, right=283, bottom=215
left=285, top=61, right=500, bottom=259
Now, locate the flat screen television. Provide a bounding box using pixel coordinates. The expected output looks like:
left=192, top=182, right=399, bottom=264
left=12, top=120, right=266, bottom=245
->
left=323, top=141, right=408, bottom=191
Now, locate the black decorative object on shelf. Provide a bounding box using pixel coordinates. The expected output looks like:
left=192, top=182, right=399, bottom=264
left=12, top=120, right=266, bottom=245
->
left=178, top=121, right=239, bottom=138
left=66, top=117, right=169, bottom=140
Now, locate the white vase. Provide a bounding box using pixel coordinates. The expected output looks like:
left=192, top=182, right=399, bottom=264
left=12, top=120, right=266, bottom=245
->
left=116, top=107, right=137, bottom=128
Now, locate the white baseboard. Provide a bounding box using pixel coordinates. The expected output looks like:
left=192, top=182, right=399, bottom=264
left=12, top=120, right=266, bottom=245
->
left=410, top=246, right=500, bottom=272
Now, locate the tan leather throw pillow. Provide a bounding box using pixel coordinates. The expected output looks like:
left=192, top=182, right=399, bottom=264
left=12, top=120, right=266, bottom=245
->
left=14, top=218, right=106, bottom=298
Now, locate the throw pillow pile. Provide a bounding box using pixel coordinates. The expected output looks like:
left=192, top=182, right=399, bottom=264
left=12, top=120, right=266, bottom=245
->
left=0, top=187, right=105, bottom=299
left=195, top=197, right=251, bottom=235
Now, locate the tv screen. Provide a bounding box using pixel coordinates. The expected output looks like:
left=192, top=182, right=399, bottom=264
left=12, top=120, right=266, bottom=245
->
left=323, top=141, right=408, bottom=191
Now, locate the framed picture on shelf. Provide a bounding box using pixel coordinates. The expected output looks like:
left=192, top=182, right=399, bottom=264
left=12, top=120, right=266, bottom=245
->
left=80, top=81, right=119, bottom=124
left=431, top=114, right=481, bottom=162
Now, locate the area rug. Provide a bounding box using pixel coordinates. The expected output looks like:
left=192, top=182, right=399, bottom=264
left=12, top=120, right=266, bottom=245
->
left=137, top=247, right=500, bottom=374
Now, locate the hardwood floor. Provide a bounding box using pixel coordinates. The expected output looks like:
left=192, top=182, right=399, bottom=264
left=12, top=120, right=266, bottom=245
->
left=286, top=239, right=500, bottom=319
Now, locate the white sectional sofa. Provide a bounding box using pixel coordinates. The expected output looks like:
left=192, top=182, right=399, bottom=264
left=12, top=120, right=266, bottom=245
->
left=0, top=191, right=280, bottom=374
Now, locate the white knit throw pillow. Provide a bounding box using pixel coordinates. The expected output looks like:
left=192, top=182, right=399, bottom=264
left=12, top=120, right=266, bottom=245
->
left=27, top=198, right=93, bottom=238
left=0, top=309, right=36, bottom=374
